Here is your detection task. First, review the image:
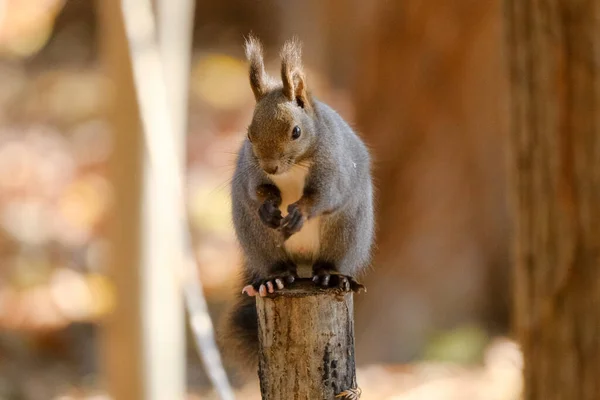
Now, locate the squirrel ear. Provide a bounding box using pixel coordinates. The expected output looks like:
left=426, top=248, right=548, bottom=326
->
left=280, top=37, right=311, bottom=109
left=245, top=34, right=272, bottom=101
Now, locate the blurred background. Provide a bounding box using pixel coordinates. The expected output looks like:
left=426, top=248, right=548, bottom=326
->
left=0, top=0, right=522, bottom=399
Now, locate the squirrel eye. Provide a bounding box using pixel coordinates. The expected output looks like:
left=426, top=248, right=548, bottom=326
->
left=291, top=126, right=301, bottom=140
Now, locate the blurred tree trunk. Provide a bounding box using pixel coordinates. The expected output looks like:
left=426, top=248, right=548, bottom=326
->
left=506, top=1, right=600, bottom=399
left=193, top=0, right=279, bottom=51
left=349, top=1, right=510, bottom=362
left=278, top=0, right=376, bottom=90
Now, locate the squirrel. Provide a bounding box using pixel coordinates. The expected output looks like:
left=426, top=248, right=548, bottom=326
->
left=219, top=35, right=374, bottom=374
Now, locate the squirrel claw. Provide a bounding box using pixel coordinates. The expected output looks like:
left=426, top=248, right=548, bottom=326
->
left=259, top=284, right=268, bottom=297
left=266, top=281, right=274, bottom=293
left=241, top=285, right=258, bottom=296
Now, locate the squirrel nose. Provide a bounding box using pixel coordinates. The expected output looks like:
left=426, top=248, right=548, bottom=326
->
left=261, top=160, right=279, bottom=174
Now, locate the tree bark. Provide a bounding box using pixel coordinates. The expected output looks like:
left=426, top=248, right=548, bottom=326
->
left=505, top=1, right=600, bottom=399
left=256, top=280, right=359, bottom=400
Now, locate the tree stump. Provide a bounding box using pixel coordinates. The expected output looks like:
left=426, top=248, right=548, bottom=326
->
left=256, top=279, right=360, bottom=400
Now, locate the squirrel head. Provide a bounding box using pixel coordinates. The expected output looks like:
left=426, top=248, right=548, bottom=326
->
left=244, top=35, right=316, bottom=176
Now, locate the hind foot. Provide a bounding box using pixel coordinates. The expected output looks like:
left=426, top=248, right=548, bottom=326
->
left=312, top=263, right=366, bottom=293
left=242, top=275, right=295, bottom=297
left=242, top=264, right=298, bottom=297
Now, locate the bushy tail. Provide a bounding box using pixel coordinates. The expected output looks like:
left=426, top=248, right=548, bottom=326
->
left=218, top=290, right=260, bottom=378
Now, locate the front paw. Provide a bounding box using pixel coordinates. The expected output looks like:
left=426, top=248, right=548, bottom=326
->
left=259, top=200, right=282, bottom=229
left=281, top=203, right=306, bottom=239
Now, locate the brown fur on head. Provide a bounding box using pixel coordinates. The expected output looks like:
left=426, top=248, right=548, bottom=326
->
left=244, top=35, right=316, bottom=176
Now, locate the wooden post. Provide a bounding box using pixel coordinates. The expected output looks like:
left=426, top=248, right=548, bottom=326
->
left=256, top=280, right=360, bottom=400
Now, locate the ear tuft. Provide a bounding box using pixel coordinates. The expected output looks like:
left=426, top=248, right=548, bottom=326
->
left=244, top=34, right=272, bottom=101
left=280, top=37, right=311, bottom=109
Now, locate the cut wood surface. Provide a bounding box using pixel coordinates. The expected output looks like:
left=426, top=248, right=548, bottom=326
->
left=256, top=279, right=359, bottom=400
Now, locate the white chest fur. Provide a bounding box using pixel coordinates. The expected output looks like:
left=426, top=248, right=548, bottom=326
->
left=269, top=165, right=321, bottom=262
